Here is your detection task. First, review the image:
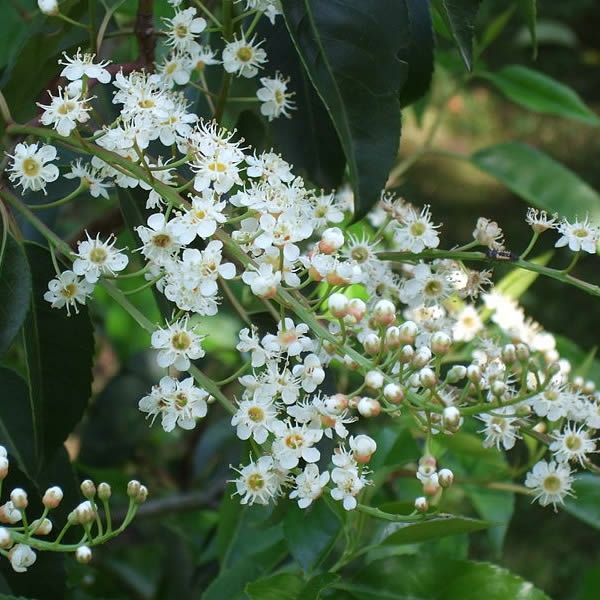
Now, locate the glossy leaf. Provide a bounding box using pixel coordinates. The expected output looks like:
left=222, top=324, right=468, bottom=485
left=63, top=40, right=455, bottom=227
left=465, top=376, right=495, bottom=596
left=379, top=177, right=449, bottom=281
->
left=479, top=65, right=600, bottom=126
left=496, top=252, right=551, bottom=299
left=431, top=0, right=483, bottom=70
left=23, top=243, right=94, bottom=474
left=0, top=368, right=37, bottom=480
left=282, top=1, right=408, bottom=219
left=398, top=0, right=435, bottom=108
left=283, top=499, right=343, bottom=571
left=299, top=573, right=341, bottom=599
left=257, top=17, right=346, bottom=190
left=247, top=573, right=304, bottom=600
left=379, top=515, right=490, bottom=546
left=471, top=142, right=600, bottom=222
left=564, top=473, right=600, bottom=529
left=0, top=234, right=31, bottom=357
left=516, top=0, right=537, bottom=57
left=331, top=555, right=550, bottom=599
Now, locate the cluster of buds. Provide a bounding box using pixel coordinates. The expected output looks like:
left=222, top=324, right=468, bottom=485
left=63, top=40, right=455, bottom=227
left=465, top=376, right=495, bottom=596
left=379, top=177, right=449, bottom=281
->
left=0, top=446, right=147, bottom=573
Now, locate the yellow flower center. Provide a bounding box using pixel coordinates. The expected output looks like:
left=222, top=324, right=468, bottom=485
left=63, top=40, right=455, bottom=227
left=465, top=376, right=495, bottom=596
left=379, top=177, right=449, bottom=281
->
left=236, top=47, right=253, bottom=63
left=89, top=247, right=108, bottom=264
left=61, top=283, right=77, bottom=298
left=247, top=473, right=265, bottom=491
left=22, top=157, right=41, bottom=177
left=171, top=331, right=191, bottom=351
left=248, top=407, right=265, bottom=422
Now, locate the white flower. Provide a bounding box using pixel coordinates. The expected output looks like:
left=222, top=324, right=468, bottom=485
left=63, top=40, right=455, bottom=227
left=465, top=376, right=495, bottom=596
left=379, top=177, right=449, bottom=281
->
left=262, top=318, right=314, bottom=357
left=242, top=263, right=281, bottom=299
left=64, top=159, right=112, bottom=199
left=8, top=544, right=36, bottom=573
left=452, top=305, right=483, bottom=342
left=43, top=270, right=95, bottom=316
left=526, top=208, right=558, bottom=232
left=257, top=73, right=295, bottom=120
left=191, top=144, right=245, bottom=194
left=550, top=423, right=596, bottom=466
left=222, top=34, right=267, bottom=78
left=236, top=0, right=282, bottom=24
left=289, top=464, right=330, bottom=509
left=38, top=0, right=58, bottom=16
left=170, top=191, right=227, bottom=242
left=231, top=455, right=284, bottom=505
left=151, top=315, right=206, bottom=371
left=555, top=216, right=599, bottom=254
left=136, top=212, right=182, bottom=266
left=236, top=326, right=274, bottom=368
left=472, top=217, right=504, bottom=249
left=478, top=407, right=521, bottom=450
left=59, top=48, right=111, bottom=83
left=271, top=421, right=323, bottom=470
left=7, top=142, right=59, bottom=194
left=292, top=354, right=325, bottom=393
left=162, top=7, right=206, bottom=53
left=524, top=460, right=574, bottom=510
left=37, top=87, right=92, bottom=136
left=231, top=396, right=279, bottom=443
left=330, top=465, right=367, bottom=511
left=0, top=501, right=22, bottom=524
left=393, top=205, right=441, bottom=252
left=138, top=376, right=208, bottom=432
left=72, top=232, right=129, bottom=283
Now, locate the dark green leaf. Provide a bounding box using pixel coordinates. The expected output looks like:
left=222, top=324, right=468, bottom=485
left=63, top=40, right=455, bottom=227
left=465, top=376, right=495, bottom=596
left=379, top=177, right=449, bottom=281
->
left=299, top=573, right=341, bottom=600
left=0, top=368, right=37, bottom=480
left=564, top=473, right=600, bottom=529
left=379, top=515, right=490, bottom=546
left=470, top=142, right=600, bottom=222
left=200, top=543, right=288, bottom=600
left=398, top=0, right=435, bottom=108
left=0, top=235, right=31, bottom=357
left=431, top=0, right=483, bottom=70
left=23, top=243, right=94, bottom=474
left=282, top=0, right=408, bottom=219
left=476, top=6, right=516, bottom=56
left=257, top=17, right=346, bottom=190
left=516, top=0, right=537, bottom=57
left=247, top=573, right=304, bottom=600
left=156, top=528, right=195, bottom=600
left=283, top=500, right=343, bottom=571
left=479, top=65, right=600, bottom=126
left=332, top=555, right=550, bottom=599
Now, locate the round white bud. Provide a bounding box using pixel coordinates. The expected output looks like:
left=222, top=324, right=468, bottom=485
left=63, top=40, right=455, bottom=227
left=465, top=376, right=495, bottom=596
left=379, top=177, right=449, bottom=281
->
left=357, top=397, right=381, bottom=418
left=418, top=367, right=437, bottom=388
left=347, top=298, right=366, bottom=322
left=38, top=0, right=59, bottom=16
left=414, top=496, right=429, bottom=512
left=350, top=435, right=377, bottom=463
left=373, top=299, right=396, bottom=326
left=365, top=370, right=384, bottom=390
left=76, top=545, right=93, bottom=564
left=446, top=365, right=466, bottom=383
left=412, top=347, right=432, bottom=369
left=363, top=333, right=381, bottom=355
left=383, top=383, right=404, bottom=404
left=328, top=293, right=348, bottom=318
left=398, top=320, right=418, bottom=344
left=319, top=227, right=345, bottom=253
left=438, top=468, right=454, bottom=488
left=443, top=406, right=462, bottom=432
left=0, top=527, right=12, bottom=548
left=43, top=486, right=63, bottom=509
left=430, top=331, right=452, bottom=355
left=398, top=345, right=415, bottom=363
left=385, top=326, right=401, bottom=348
left=10, top=489, right=28, bottom=511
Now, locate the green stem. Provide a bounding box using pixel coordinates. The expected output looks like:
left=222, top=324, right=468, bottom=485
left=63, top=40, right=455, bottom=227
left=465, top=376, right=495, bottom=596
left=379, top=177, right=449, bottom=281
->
left=28, top=182, right=87, bottom=211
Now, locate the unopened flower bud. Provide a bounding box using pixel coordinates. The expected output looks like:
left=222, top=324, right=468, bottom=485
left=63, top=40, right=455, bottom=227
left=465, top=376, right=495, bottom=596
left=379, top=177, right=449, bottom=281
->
left=319, top=227, right=344, bottom=253
left=398, top=320, right=418, bottom=344
left=43, top=486, right=63, bottom=509
left=414, top=496, right=429, bottom=512
left=343, top=354, right=360, bottom=370
left=418, top=367, right=437, bottom=388
left=350, top=435, right=377, bottom=464
left=75, top=545, right=92, bottom=564
left=385, top=326, right=401, bottom=348
left=466, top=364, right=482, bottom=383
left=412, top=347, right=432, bottom=369
left=438, top=468, right=454, bottom=488
left=430, top=331, right=451, bottom=355
left=398, top=344, right=415, bottom=363
left=515, top=343, right=530, bottom=361
left=31, top=518, right=52, bottom=536
left=325, top=394, right=348, bottom=413
left=583, top=380, right=596, bottom=395
left=0, top=457, right=9, bottom=480
left=373, top=299, right=396, bottom=326
left=515, top=403, right=531, bottom=418
left=347, top=298, right=366, bottom=322
left=0, top=527, right=12, bottom=548
left=127, top=480, right=141, bottom=498
left=490, top=380, right=506, bottom=398
left=80, top=480, right=96, bottom=499
left=0, top=502, right=21, bottom=524
left=363, top=333, right=381, bottom=355
left=418, top=455, right=437, bottom=471
left=0, top=446, right=6, bottom=458
left=38, top=0, right=59, bottom=16
left=501, top=344, right=516, bottom=363
left=365, top=370, right=384, bottom=390
left=446, top=365, right=466, bottom=383
left=10, top=489, right=28, bottom=511
left=383, top=383, right=404, bottom=404
left=8, top=544, right=36, bottom=573
left=423, top=475, right=440, bottom=496
left=97, top=482, right=112, bottom=501
left=357, top=397, right=381, bottom=418
left=443, top=406, right=462, bottom=432
left=73, top=500, right=96, bottom=525
left=328, top=293, right=348, bottom=318
left=135, top=485, right=148, bottom=504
